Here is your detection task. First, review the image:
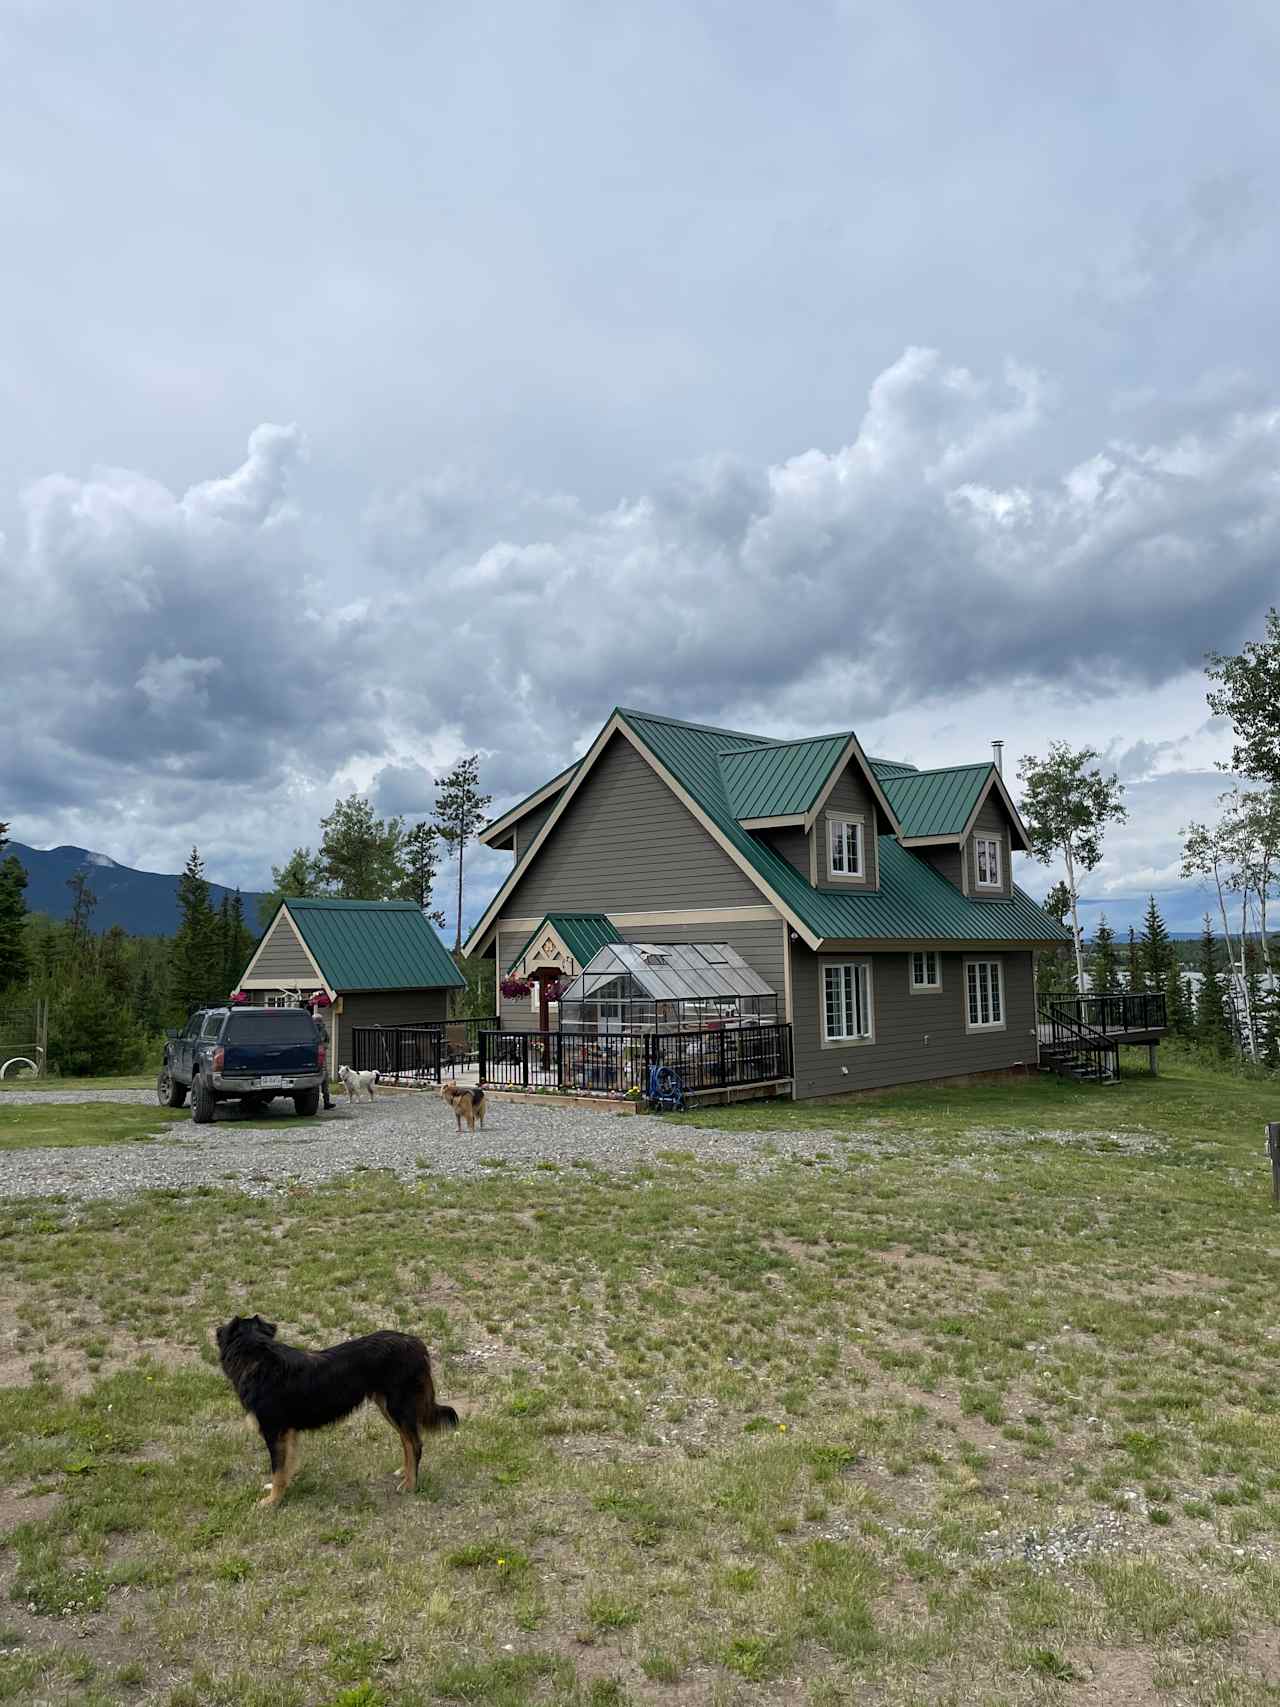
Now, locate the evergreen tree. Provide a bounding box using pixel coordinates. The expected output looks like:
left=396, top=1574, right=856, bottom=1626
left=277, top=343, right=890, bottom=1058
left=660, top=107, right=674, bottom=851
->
left=1195, top=914, right=1233, bottom=1058
left=170, top=848, right=221, bottom=1020
left=258, top=848, right=321, bottom=928
left=1126, top=926, right=1143, bottom=994
left=1163, top=965, right=1194, bottom=1039
left=47, top=975, right=147, bottom=1077
left=317, top=795, right=407, bottom=900
left=97, top=925, right=131, bottom=1003
left=0, top=823, right=30, bottom=995
left=434, top=755, right=493, bottom=955
left=65, top=866, right=98, bottom=952
left=1138, top=895, right=1174, bottom=996
left=222, top=890, right=253, bottom=993
left=398, top=821, right=446, bottom=926
left=1090, top=915, right=1119, bottom=994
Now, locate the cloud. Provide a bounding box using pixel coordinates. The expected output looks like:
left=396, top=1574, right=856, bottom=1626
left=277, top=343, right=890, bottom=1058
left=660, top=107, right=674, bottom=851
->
left=4, top=347, right=1279, bottom=911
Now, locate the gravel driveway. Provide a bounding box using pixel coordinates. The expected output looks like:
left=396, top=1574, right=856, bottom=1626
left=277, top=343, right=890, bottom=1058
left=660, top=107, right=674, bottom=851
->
left=0, top=1086, right=832, bottom=1202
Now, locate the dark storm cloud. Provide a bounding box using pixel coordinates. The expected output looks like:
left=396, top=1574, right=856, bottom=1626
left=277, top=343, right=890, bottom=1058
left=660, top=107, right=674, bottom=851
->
left=5, top=342, right=1279, bottom=901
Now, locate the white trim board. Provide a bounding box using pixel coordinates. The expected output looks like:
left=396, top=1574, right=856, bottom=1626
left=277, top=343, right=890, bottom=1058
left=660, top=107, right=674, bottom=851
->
left=494, top=905, right=780, bottom=935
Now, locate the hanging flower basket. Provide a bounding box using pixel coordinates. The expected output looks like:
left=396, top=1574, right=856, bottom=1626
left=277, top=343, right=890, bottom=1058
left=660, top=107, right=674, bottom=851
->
left=310, top=990, right=332, bottom=1008
left=229, top=990, right=249, bottom=1005
left=544, top=978, right=565, bottom=1004
left=500, top=974, right=533, bottom=1000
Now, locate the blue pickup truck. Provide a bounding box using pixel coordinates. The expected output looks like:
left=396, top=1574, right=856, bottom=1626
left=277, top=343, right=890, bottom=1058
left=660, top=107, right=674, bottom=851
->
left=157, top=1006, right=326, bottom=1123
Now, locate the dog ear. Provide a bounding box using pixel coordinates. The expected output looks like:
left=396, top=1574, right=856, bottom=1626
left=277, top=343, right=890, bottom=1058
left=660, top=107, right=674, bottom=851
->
left=251, top=1315, right=278, bottom=1339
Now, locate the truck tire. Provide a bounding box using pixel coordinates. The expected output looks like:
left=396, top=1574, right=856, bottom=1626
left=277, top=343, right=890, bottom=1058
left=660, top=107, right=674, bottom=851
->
left=191, top=1074, right=217, bottom=1124
left=157, top=1067, right=187, bottom=1108
left=292, top=1087, right=321, bottom=1117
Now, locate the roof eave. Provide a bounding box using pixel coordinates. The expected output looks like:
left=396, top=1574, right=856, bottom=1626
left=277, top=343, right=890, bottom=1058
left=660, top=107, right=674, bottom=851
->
left=740, top=813, right=807, bottom=830
left=478, top=765, right=577, bottom=848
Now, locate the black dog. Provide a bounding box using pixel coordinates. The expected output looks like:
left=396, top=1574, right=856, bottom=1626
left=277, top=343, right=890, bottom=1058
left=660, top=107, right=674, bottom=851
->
left=216, top=1314, right=458, bottom=1506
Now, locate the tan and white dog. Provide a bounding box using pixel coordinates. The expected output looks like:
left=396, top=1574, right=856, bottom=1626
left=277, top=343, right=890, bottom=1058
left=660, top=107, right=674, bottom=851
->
left=440, top=1081, right=486, bottom=1132
left=339, top=1065, right=380, bottom=1103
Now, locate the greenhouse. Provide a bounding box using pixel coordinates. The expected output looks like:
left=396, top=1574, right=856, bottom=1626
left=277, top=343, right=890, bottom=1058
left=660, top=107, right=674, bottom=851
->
left=556, top=941, right=780, bottom=1034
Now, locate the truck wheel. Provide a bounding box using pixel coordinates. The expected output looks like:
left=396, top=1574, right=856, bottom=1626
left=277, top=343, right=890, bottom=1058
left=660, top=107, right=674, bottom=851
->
left=293, top=1087, right=321, bottom=1117
left=157, top=1068, right=187, bottom=1108
left=191, top=1075, right=217, bottom=1124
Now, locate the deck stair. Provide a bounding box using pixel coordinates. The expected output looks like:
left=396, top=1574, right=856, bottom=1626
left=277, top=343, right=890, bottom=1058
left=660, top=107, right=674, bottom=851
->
left=1036, top=998, right=1120, bottom=1085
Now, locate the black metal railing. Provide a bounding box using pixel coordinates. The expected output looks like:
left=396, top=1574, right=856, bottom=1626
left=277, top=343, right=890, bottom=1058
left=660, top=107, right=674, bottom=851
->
left=438, top=1016, right=501, bottom=1073
left=1036, top=999, right=1118, bottom=1083
left=1045, top=992, right=1167, bottom=1034
left=350, top=1025, right=443, bottom=1083
left=477, top=1023, right=794, bottom=1098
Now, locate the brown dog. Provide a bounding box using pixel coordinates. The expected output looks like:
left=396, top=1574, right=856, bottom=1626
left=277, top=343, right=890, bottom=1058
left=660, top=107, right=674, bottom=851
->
left=440, top=1081, right=486, bottom=1132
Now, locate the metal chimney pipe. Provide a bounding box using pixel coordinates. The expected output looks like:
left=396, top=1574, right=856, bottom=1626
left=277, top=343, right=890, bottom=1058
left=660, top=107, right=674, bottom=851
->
left=992, top=740, right=1004, bottom=774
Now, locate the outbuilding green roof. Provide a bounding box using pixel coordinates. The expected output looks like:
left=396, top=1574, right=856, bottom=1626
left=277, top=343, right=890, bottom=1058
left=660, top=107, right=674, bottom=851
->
left=718, top=734, right=851, bottom=820
left=879, top=764, right=993, bottom=839
left=284, top=898, right=465, bottom=991
left=506, top=912, right=623, bottom=973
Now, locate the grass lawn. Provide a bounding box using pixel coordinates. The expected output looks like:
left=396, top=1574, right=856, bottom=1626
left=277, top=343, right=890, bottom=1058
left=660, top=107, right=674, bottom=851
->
left=0, top=1104, right=191, bottom=1152
left=0, top=1075, right=158, bottom=1094
left=3, top=1060, right=1280, bottom=1704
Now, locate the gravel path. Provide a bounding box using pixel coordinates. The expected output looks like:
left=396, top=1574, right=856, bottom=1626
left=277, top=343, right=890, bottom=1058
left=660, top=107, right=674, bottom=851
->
left=0, top=1086, right=836, bottom=1202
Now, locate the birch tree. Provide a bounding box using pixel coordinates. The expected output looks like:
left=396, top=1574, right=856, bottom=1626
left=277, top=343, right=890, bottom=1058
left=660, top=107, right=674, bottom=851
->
left=1018, top=744, right=1127, bottom=993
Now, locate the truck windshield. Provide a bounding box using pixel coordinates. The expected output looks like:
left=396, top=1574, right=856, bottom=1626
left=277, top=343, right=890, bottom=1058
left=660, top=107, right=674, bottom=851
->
left=223, top=1012, right=317, bottom=1045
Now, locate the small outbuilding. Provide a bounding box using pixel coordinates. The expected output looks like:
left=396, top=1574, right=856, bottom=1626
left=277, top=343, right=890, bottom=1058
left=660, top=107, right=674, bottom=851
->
left=235, top=898, right=465, bottom=1070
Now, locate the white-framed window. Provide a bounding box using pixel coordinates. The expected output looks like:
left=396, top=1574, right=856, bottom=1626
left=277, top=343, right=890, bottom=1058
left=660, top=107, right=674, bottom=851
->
left=910, top=950, right=941, bottom=992
left=828, top=816, right=863, bottom=878
left=973, top=835, right=1002, bottom=889
left=822, top=960, right=873, bottom=1044
left=264, top=992, right=291, bottom=1008
left=965, top=959, right=1004, bottom=1030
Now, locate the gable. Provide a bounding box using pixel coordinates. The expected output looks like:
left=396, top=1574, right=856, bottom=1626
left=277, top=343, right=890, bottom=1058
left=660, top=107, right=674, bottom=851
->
left=502, top=731, right=766, bottom=921
left=239, top=907, right=327, bottom=990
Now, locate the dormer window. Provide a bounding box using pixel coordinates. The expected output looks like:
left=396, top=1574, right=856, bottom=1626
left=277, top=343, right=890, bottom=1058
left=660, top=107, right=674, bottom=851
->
left=974, top=835, right=1002, bottom=889
left=828, top=817, right=862, bottom=878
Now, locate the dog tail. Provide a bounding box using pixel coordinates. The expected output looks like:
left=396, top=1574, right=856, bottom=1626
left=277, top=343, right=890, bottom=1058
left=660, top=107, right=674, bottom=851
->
left=429, top=1402, right=459, bottom=1431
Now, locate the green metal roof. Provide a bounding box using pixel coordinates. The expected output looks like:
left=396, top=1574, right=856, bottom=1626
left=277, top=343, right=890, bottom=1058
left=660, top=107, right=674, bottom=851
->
left=284, top=898, right=465, bottom=991
left=615, top=710, right=1067, bottom=945
left=506, top=912, right=622, bottom=973
left=869, top=758, right=919, bottom=779
left=718, top=734, right=851, bottom=820
left=879, top=764, right=993, bottom=839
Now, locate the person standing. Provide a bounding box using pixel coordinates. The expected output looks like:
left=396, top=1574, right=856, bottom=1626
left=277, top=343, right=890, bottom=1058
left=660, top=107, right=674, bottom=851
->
left=302, top=994, right=334, bottom=1110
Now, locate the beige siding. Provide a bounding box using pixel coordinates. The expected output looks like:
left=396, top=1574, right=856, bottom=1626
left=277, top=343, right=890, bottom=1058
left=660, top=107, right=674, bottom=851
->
left=965, top=796, right=1014, bottom=900
left=790, top=946, right=1037, bottom=1098
left=338, top=990, right=450, bottom=1069
left=505, top=732, right=763, bottom=915
left=813, top=767, right=880, bottom=890
left=495, top=917, right=787, bottom=1033
left=249, top=912, right=317, bottom=983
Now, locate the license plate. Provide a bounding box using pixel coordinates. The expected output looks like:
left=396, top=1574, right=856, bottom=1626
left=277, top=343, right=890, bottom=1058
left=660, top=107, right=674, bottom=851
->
left=259, top=1076, right=284, bottom=1089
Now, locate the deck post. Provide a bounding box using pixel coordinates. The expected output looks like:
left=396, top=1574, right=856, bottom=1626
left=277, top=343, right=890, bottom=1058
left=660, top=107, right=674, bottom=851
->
left=1148, top=1043, right=1158, bottom=1075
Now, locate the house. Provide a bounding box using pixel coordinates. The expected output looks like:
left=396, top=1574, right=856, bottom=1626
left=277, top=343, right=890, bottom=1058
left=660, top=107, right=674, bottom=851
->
left=236, top=898, right=465, bottom=1070
left=463, top=708, right=1071, bottom=1100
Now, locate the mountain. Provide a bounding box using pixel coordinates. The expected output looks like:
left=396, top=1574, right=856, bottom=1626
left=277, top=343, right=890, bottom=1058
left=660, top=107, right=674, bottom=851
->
left=7, top=844, right=269, bottom=938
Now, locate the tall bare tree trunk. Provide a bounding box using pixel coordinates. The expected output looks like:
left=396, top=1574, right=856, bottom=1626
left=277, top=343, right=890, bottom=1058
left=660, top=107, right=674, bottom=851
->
left=1063, top=844, right=1086, bottom=993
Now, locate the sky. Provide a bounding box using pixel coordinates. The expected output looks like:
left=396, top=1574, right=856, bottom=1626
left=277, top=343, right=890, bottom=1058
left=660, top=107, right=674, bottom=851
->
left=2, top=0, right=1279, bottom=938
